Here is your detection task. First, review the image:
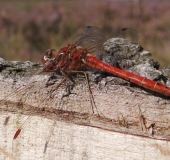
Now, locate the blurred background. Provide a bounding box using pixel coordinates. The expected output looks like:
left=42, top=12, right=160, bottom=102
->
left=0, top=0, right=170, bottom=68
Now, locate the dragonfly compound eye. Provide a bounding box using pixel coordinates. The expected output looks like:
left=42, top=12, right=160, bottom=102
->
left=47, top=51, right=52, bottom=58
left=43, top=53, right=51, bottom=61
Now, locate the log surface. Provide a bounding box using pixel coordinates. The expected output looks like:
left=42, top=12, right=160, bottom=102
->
left=0, top=57, right=170, bottom=160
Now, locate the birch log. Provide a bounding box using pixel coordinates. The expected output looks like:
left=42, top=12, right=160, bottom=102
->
left=0, top=56, right=170, bottom=160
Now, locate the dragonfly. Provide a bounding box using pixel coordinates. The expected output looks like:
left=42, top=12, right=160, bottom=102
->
left=12, top=26, right=170, bottom=140
left=41, top=26, right=170, bottom=96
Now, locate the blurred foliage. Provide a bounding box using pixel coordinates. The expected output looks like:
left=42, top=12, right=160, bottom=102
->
left=0, top=1, right=170, bottom=68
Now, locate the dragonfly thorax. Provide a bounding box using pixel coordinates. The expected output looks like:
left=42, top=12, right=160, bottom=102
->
left=42, top=44, right=88, bottom=72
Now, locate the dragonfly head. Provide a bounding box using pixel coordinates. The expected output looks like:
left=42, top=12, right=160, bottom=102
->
left=41, top=49, right=58, bottom=71
left=42, top=49, right=57, bottom=63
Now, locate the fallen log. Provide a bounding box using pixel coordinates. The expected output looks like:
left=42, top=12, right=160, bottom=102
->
left=0, top=41, right=170, bottom=159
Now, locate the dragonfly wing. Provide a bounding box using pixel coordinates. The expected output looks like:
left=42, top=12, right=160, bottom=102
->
left=103, top=38, right=142, bottom=69
left=74, top=26, right=106, bottom=57
left=74, top=26, right=140, bottom=69
left=118, top=28, right=139, bottom=43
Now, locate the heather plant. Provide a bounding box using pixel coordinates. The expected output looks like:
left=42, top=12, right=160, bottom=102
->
left=0, top=1, right=169, bottom=67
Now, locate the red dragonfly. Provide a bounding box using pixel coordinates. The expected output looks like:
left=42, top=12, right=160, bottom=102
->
left=13, top=26, right=170, bottom=139
left=41, top=26, right=170, bottom=96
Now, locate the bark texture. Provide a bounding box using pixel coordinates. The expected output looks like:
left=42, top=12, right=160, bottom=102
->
left=0, top=51, right=170, bottom=160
